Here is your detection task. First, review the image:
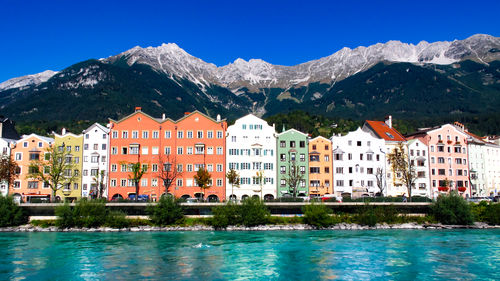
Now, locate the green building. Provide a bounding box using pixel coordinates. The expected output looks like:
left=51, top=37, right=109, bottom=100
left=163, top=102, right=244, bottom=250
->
left=276, top=128, right=309, bottom=198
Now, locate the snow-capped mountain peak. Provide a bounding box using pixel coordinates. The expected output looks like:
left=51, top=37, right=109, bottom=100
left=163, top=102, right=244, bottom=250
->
left=0, top=70, right=57, bottom=91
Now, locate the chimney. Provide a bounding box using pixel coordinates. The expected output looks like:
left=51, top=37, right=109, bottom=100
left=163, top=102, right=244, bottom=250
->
left=162, top=113, right=166, bottom=121
left=216, top=114, right=221, bottom=122
left=385, top=115, right=392, bottom=128
left=62, top=128, right=66, bottom=135
left=184, top=112, right=191, bottom=116
left=135, top=107, right=142, bottom=112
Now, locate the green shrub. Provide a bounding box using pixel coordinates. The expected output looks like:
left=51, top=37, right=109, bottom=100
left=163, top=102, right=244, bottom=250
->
left=147, top=196, right=184, bottom=226
left=211, top=202, right=241, bottom=229
left=0, top=196, right=28, bottom=227
left=55, top=203, right=75, bottom=228
left=431, top=192, right=474, bottom=225
left=105, top=211, right=130, bottom=228
left=484, top=203, right=500, bottom=225
left=72, top=199, right=107, bottom=228
left=240, top=198, right=270, bottom=227
left=354, top=206, right=378, bottom=226
left=267, top=216, right=304, bottom=225
left=471, top=201, right=489, bottom=222
left=302, top=203, right=334, bottom=228
left=31, top=220, right=56, bottom=227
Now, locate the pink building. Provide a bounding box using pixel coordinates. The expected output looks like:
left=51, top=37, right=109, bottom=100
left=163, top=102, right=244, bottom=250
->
left=406, top=124, right=470, bottom=198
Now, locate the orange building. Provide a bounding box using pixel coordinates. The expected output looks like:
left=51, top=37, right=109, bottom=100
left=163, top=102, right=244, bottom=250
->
left=11, top=134, right=54, bottom=202
left=308, top=136, right=333, bottom=197
left=107, top=108, right=226, bottom=201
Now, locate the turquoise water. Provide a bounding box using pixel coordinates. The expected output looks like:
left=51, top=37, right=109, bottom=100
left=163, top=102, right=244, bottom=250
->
left=0, top=230, right=499, bottom=280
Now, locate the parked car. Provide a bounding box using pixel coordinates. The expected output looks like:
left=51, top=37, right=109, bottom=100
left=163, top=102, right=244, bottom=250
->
left=127, top=194, right=150, bottom=202
left=185, top=197, right=199, bottom=203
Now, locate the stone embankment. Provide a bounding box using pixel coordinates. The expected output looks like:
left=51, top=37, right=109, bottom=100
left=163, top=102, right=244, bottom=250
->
left=0, top=222, right=498, bottom=232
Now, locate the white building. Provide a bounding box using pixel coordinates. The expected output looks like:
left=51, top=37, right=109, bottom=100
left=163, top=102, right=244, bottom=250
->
left=0, top=138, right=17, bottom=196
left=467, top=136, right=487, bottom=196
left=407, top=139, right=431, bottom=198
left=226, top=114, right=277, bottom=200
left=81, top=123, right=110, bottom=198
left=363, top=117, right=408, bottom=197
left=483, top=142, right=500, bottom=196
left=331, top=127, right=386, bottom=197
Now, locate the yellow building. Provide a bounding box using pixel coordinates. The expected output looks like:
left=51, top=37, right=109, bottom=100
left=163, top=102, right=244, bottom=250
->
left=54, top=128, right=83, bottom=202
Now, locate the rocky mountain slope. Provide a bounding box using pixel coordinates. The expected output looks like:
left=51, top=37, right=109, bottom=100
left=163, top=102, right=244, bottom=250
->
left=1, top=34, right=499, bottom=133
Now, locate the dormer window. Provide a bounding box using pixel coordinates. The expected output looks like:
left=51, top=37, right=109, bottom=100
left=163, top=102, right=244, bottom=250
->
left=385, top=132, right=394, bottom=139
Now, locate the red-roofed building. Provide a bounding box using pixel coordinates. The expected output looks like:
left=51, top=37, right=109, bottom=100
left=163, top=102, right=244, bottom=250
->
left=363, top=116, right=409, bottom=197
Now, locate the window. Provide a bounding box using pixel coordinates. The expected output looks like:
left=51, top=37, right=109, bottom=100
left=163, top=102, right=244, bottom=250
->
left=334, top=154, right=343, bottom=161
left=357, top=141, right=362, bottom=146
left=177, top=131, right=184, bottom=139
left=438, top=169, right=445, bottom=175
left=359, top=154, right=363, bottom=161
left=300, top=154, right=305, bottom=162
left=336, top=180, right=344, bottom=187
left=122, top=131, right=128, bottom=139
left=290, top=141, right=296, bottom=148
left=197, top=131, right=203, bottom=139
left=280, top=141, right=286, bottom=148
left=195, top=146, right=205, bottom=155
left=28, top=181, right=38, bottom=189
left=336, top=167, right=343, bottom=174
left=121, top=179, right=127, bottom=187
left=111, top=164, right=117, bottom=172
left=437, top=145, right=444, bottom=152
left=91, top=156, right=99, bottom=163
left=111, top=147, right=117, bottom=154
left=110, top=180, right=116, bottom=187
left=132, top=131, right=138, bottom=139
left=324, top=155, right=330, bottom=162
left=177, top=164, right=183, bottom=172
left=177, top=147, right=183, bottom=155
left=151, top=179, right=158, bottom=187
left=90, top=169, right=98, bottom=176
left=187, top=164, right=193, bottom=172
left=187, top=147, right=193, bottom=155
left=217, top=147, right=223, bottom=155
left=310, top=167, right=320, bottom=174
left=152, top=131, right=159, bottom=139
left=325, top=145, right=329, bottom=150
left=207, top=131, right=213, bottom=139
left=176, top=179, right=183, bottom=187
left=152, top=147, right=159, bottom=155
left=217, top=131, right=223, bottom=139
left=367, top=154, right=373, bottom=161
left=29, top=152, right=39, bottom=161
left=280, top=154, right=286, bottom=161
left=367, top=168, right=373, bottom=174
left=142, top=131, right=149, bottom=139
left=112, top=131, right=118, bottom=138
left=324, top=167, right=330, bottom=173
left=93, top=144, right=98, bottom=150
left=141, top=179, right=147, bottom=187
left=300, top=166, right=305, bottom=174
left=187, top=131, right=193, bottom=139
left=165, top=131, right=171, bottom=138
left=280, top=179, right=286, bottom=187
left=216, top=164, right=223, bottom=172
left=280, top=166, right=286, bottom=174
left=312, top=145, right=317, bottom=150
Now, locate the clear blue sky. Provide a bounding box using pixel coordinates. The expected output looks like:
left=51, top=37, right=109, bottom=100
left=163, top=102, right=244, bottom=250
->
left=1, top=0, right=499, bottom=82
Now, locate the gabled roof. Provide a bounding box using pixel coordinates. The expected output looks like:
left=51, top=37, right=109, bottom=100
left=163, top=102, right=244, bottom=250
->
left=277, top=128, right=309, bottom=137
left=364, top=120, right=406, bottom=142
left=19, top=134, right=54, bottom=144
left=109, top=109, right=225, bottom=125
left=310, top=135, right=331, bottom=143
left=83, top=122, right=110, bottom=134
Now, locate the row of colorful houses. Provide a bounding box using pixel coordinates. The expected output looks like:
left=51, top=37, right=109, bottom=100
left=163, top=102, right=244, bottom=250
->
left=1, top=109, right=500, bottom=202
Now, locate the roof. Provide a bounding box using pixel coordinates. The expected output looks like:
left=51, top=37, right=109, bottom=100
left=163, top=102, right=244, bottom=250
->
left=364, top=120, right=406, bottom=142
left=19, top=134, right=54, bottom=144
left=83, top=122, right=110, bottom=134
left=277, top=128, right=309, bottom=137
left=109, top=109, right=225, bottom=125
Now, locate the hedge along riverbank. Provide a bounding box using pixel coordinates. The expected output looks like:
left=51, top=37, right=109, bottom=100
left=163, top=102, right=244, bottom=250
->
left=5, top=193, right=499, bottom=229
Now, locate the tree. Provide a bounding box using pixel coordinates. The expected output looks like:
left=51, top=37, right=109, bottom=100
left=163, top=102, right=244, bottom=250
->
left=387, top=143, right=416, bottom=202
left=375, top=167, right=385, bottom=196
left=226, top=168, right=240, bottom=201
left=255, top=170, right=264, bottom=199
left=28, top=145, right=78, bottom=202
left=92, top=170, right=106, bottom=199
left=0, top=155, right=19, bottom=195
left=157, top=154, right=182, bottom=195
left=129, top=162, right=146, bottom=202
left=284, top=160, right=304, bottom=198
left=194, top=167, right=211, bottom=202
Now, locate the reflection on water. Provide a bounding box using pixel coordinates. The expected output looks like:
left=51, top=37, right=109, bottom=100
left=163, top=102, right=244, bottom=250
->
left=0, top=230, right=498, bottom=280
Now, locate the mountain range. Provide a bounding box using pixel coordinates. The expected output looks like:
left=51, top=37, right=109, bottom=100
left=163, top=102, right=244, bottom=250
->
left=1, top=34, right=500, bottom=134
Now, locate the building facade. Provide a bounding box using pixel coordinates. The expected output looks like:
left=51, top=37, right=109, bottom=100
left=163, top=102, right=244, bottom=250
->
left=81, top=123, right=110, bottom=198
left=226, top=114, right=277, bottom=200
left=108, top=108, right=227, bottom=201
left=10, top=134, right=54, bottom=202
left=308, top=136, right=333, bottom=197
left=331, top=128, right=386, bottom=197
left=407, top=139, right=432, bottom=197
left=407, top=124, right=470, bottom=197
left=53, top=129, right=83, bottom=202
left=363, top=117, right=408, bottom=197
left=0, top=116, right=20, bottom=196
left=276, top=129, right=309, bottom=197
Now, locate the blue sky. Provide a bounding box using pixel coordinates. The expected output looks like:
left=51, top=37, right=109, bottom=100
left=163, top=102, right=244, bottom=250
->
left=1, top=0, right=499, bottom=82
